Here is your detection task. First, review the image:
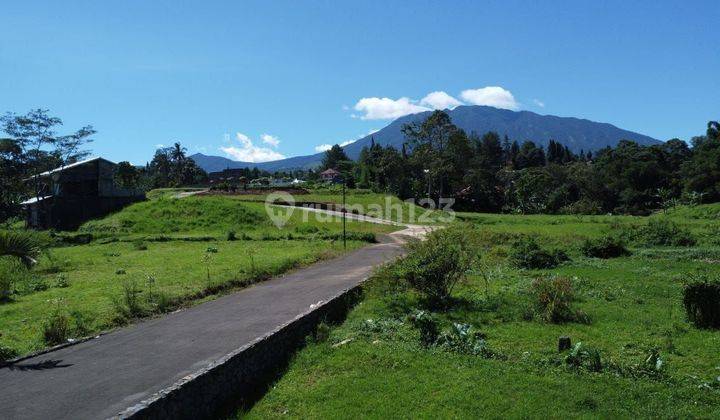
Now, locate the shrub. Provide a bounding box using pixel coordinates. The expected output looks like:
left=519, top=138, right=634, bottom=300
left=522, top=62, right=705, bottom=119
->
left=43, top=304, right=70, bottom=345
left=226, top=230, right=237, bottom=241
left=394, top=229, right=474, bottom=307
left=132, top=239, right=148, bottom=251
left=641, top=219, right=696, bottom=247
left=530, top=276, right=589, bottom=324
left=683, top=279, right=720, bottom=329
left=581, top=235, right=631, bottom=259
left=314, top=322, right=330, bottom=343
left=408, top=310, right=439, bottom=346
left=510, top=237, right=569, bottom=269
left=70, top=310, right=92, bottom=337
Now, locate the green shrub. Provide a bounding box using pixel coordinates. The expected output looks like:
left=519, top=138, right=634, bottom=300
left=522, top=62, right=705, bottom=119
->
left=581, top=235, right=631, bottom=259
left=226, top=230, right=237, bottom=241
left=43, top=304, right=70, bottom=345
left=394, top=229, right=473, bottom=307
left=132, top=239, right=148, bottom=251
left=530, top=276, right=589, bottom=324
left=314, top=322, right=330, bottom=343
left=683, top=279, right=720, bottom=329
left=641, top=219, right=696, bottom=247
left=408, top=310, right=439, bottom=346
left=510, top=237, right=569, bottom=269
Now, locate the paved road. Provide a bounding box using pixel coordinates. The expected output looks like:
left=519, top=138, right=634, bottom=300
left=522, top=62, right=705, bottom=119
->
left=0, top=237, right=408, bottom=419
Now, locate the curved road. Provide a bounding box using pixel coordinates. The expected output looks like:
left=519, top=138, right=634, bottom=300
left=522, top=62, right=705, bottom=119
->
left=0, top=214, right=432, bottom=419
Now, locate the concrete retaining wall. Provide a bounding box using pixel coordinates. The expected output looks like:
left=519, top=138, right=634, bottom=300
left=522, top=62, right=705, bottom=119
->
left=116, top=285, right=363, bottom=419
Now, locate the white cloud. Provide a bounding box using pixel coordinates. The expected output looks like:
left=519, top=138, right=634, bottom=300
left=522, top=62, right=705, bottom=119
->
left=353, top=97, right=430, bottom=120
left=533, top=99, right=545, bottom=108
left=260, top=133, right=280, bottom=148
left=220, top=132, right=286, bottom=162
left=460, top=86, right=519, bottom=110
left=314, top=144, right=333, bottom=152
left=419, top=91, right=464, bottom=110
left=314, top=139, right=356, bottom=153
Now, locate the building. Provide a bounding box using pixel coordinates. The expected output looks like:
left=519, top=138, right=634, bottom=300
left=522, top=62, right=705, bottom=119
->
left=319, top=168, right=341, bottom=183
left=22, top=157, right=145, bottom=230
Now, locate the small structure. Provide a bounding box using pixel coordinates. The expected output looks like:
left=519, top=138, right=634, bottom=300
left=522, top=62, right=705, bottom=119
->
left=320, top=168, right=342, bottom=183
left=22, top=157, right=145, bottom=230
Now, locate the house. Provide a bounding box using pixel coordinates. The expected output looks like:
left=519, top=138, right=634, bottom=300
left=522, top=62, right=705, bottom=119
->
left=320, top=168, right=342, bottom=183
left=22, top=157, right=145, bottom=230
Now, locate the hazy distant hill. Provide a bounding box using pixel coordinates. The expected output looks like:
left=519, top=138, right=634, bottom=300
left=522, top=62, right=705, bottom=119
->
left=190, top=105, right=661, bottom=172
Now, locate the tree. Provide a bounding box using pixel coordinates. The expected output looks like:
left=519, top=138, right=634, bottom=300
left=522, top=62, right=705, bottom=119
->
left=321, top=144, right=349, bottom=170
left=402, top=110, right=459, bottom=199
left=0, top=109, right=94, bottom=220
left=114, top=161, right=142, bottom=190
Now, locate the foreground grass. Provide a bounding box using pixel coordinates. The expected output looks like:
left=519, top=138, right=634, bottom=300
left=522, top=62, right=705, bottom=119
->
left=0, top=238, right=364, bottom=356
left=244, top=206, right=720, bottom=418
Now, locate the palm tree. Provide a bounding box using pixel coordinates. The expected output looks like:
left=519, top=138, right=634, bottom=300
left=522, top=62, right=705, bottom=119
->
left=0, top=230, right=41, bottom=268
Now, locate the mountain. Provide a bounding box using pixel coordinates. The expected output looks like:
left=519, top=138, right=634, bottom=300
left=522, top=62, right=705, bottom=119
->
left=190, top=105, right=661, bottom=173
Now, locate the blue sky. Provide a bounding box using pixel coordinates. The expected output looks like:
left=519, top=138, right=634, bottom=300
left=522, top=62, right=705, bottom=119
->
left=1, top=1, right=718, bottom=164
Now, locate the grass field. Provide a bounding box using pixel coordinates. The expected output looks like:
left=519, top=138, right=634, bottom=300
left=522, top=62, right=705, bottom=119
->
left=243, top=203, right=720, bottom=418
left=0, top=191, right=398, bottom=357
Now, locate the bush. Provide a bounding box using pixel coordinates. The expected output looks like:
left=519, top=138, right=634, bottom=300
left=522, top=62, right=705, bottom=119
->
left=641, top=219, right=696, bottom=247
left=226, top=230, right=237, bottom=241
left=114, top=279, right=146, bottom=320
left=408, top=310, right=439, bottom=346
left=565, top=342, right=603, bottom=372
left=530, top=276, right=589, bottom=324
left=510, top=237, right=569, bottom=269
left=435, top=323, right=494, bottom=357
left=43, top=305, right=70, bottom=345
left=581, top=235, right=631, bottom=259
left=683, top=279, right=720, bottom=329
left=394, top=229, right=474, bottom=307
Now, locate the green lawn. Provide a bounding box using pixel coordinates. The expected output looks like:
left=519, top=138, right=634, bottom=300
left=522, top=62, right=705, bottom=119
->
left=0, top=191, right=398, bottom=357
left=244, top=205, right=720, bottom=418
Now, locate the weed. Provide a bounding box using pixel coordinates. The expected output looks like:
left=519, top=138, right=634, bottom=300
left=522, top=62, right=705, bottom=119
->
left=529, top=276, right=589, bottom=324
left=43, top=301, right=70, bottom=345
left=132, top=239, right=148, bottom=251
left=55, top=274, right=70, bottom=288
left=408, top=310, right=439, bottom=346
left=226, top=230, right=237, bottom=241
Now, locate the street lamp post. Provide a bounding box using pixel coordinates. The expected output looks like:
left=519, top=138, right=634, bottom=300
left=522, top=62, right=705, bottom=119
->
left=342, top=176, right=347, bottom=250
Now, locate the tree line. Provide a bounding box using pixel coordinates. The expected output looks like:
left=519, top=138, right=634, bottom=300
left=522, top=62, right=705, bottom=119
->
left=323, top=110, right=720, bottom=215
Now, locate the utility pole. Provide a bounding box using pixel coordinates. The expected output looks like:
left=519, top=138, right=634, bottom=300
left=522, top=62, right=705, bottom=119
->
left=342, top=177, right=347, bottom=250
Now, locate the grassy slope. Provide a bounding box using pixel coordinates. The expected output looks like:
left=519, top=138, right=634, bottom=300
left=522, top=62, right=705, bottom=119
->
left=0, top=191, right=397, bottom=356
left=228, top=190, right=446, bottom=224
left=245, top=204, right=720, bottom=418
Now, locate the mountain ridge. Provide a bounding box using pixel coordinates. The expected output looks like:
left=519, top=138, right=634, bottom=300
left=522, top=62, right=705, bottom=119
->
left=189, top=105, right=661, bottom=172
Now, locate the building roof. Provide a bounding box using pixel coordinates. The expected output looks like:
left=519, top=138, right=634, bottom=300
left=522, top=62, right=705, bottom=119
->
left=30, top=157, right=116, bottom=178
left=320, top=168, right=340, bottom=176
left=20, top=195, right=53, bottom=205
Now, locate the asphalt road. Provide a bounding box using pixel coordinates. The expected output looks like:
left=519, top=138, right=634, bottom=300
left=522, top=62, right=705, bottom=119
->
left=0, top=239, right=406, bottom=419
